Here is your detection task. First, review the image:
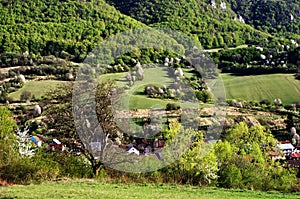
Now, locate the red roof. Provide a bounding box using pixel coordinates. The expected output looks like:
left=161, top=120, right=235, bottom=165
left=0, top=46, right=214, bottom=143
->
left=268, top=151, right=280, bottom=156
left=290, top=152, right=300, bottom=158
left=280, top=140, right=291, bottom=144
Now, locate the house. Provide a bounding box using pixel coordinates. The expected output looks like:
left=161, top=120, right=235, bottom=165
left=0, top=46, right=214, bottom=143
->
left=48, top=138, right=65, bottom=151
left=29, top=136, right=42, bottom=147
left=275, top=141, right=295, bottom=155
left=285, top=160, right=300, bottom=168
left=289, top=152, right=300, bottom=160
left=294, top=146, right=300, bottom=153
left=127, top=147, right=140, bottom=155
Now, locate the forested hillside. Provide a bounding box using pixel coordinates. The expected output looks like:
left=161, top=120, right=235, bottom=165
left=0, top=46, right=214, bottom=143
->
left=0, top=0, right=296, bottom=61
left=226, top=0, right=300, bottom=37
left=0, top=0, right=144, bottom=61
left=107, top=0, right=275, bottom=48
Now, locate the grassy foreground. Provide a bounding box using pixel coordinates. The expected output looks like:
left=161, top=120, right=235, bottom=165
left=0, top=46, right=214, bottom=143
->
left=222, top=73, right=300, bottom=105
left=0, top=180, right=299, bottom=199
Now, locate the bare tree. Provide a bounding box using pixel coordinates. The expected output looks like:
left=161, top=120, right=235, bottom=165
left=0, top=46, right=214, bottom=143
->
left=44, top=80, right=123, bottom=175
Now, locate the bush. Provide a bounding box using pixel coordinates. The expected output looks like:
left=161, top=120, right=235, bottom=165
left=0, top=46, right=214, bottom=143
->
left=166, top=103, right=180, bottom=111
left=260, top=99, right=271, bottom=106
left=20, top=91, right=32, bottom=101
left=218, top=164, right=242, bottom=188
left=0, top=157, right=60, bottom=184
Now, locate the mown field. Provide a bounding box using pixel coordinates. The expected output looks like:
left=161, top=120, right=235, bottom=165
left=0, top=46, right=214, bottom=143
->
left=222, top=73, right=300, bottom=105
left=0, top=180, right=299, bottom=199
left=9, top=80, right=68, bottom=101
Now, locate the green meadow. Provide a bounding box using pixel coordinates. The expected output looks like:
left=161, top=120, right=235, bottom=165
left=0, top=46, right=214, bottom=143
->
left=221, top=73, right=300, bottom=105
left=101, top=67, right=200, bottom=110
left=0, top=180, right=299, bottom=199
left=8, top=71, right=300, bottom=107
left=9, top=80, right=67, bottom=101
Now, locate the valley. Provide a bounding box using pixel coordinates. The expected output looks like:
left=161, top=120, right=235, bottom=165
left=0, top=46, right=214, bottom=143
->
left=0, top=0, right=300, bottom=197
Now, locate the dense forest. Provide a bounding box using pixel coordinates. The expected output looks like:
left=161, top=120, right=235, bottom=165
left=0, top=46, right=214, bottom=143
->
left=0, top=0, right=144, bottom=61
left=226, top=0, right=300, bottom=37
left=0, top=0, right=298, bottom=61
left=107, top=0, right=275, bottom=48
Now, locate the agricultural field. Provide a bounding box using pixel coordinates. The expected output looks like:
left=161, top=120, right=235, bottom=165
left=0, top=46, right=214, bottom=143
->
left=9, top=80, right=68, bottom=101
left=221, top=73, right=300, bottom=105
left=0, top=180, right=299, bottom=199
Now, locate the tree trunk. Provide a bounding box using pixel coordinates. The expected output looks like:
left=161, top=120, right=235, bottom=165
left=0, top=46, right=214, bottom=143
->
left=92, top=160, right=103, bottom=176
left=92, top=165, right=101, bottom=176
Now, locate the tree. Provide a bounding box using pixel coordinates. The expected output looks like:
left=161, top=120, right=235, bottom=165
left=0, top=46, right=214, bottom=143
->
left=224, top=122, right=276, bottom=153
left=219, top=163, right=242, bottom=188
left=215, top=122, right=297, bottom=191
left=44, top=80, right=122, bottom=175
left=0, top=106, right=18, bottom=165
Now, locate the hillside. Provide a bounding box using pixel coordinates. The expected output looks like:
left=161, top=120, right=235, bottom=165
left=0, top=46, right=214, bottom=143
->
left=107, top=0, right=275, bottom=48
left=0, top=0, right=144, bottom=61
left=226, top=0, right=300, bottom=37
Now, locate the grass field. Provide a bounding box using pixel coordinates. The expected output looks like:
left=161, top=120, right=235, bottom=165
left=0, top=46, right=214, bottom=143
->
left=101, top=67, right=200, bottom=110
left=99, top=70, right=300, bottom=108
left=221, top=73, right=300, bottom=105
left=8, top=71, right=300, bottom=107
left=0, top=180, right=299, bottom=199
left=9, top=80, right=67, bottom=101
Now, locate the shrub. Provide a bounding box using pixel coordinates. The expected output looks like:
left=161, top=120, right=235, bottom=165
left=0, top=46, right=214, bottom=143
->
left=0, top=157, right=60, bottom=184
left=166, top=103, right=180, bottom=111
left=260, top=99, right=271, bottom=106
left=20, top=91, right=31, bottom=101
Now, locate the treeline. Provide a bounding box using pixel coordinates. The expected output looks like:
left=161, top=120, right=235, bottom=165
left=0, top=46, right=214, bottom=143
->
left=211, top=46, right=300, bottom=74
left=0, top=0, right=144, bottom=61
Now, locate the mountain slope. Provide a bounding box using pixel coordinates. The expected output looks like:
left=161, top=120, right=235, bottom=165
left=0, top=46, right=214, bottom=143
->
left=226, top=0, right=300, bottom=36
left=107, top=0, right=275, bottom=49
left=0, top=0, right=145, bottom=60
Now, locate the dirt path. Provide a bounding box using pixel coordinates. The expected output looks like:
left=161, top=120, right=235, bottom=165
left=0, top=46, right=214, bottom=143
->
left=203, top=44, right=249, bottom=53
left=0, top=66, right=32, bottom=83
left=0, top=65, right=31, bottom=74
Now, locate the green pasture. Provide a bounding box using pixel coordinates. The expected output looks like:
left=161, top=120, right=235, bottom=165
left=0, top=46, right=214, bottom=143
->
left=9, top=80, right=67, bottom=101
left=101, top=67, right=200, bottom=110
left=221, top=73, right=300, bottom=105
